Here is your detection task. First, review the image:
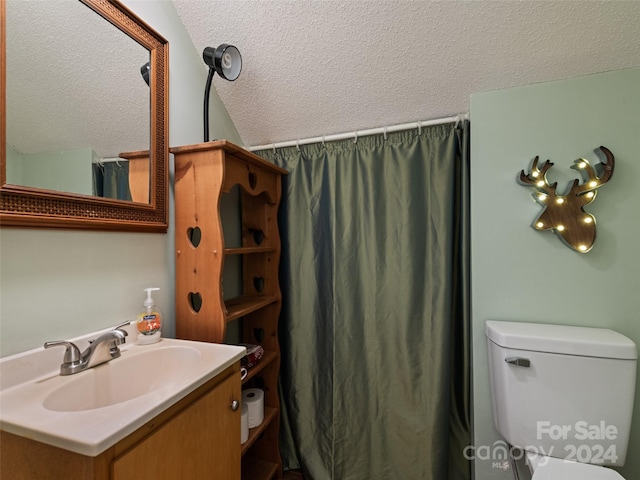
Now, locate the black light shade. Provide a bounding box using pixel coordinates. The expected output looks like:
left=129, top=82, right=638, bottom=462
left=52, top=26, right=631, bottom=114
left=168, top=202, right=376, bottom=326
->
left=203, top=44, right=242, bottom=81
left=140, top=62, right=150, bottom=86
left=203, top=44, right=242, bottom=142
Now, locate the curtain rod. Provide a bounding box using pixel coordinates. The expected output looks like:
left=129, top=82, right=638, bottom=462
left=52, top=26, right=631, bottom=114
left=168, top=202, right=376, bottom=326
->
left=249, top=113, right=468, bottom=152
left=93, top=157, right=126, bottom=164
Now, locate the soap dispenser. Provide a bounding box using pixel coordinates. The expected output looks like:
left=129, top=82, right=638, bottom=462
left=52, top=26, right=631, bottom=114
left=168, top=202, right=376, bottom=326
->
left=136, top=288, right=163, bottom=345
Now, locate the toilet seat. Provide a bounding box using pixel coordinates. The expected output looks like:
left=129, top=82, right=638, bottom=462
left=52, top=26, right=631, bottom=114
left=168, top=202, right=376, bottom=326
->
left=526, top=452, right=625, bottom=480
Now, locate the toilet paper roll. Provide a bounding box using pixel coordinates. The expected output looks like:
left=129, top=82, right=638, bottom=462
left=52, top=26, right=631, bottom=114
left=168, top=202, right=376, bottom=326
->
left=242, top=388, right=264, bottom=428
left=241, top=402, right=249, bottom=444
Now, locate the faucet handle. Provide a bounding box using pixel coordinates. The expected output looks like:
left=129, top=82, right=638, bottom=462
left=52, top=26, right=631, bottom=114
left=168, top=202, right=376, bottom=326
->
left=44, top=341, right=82, bottom=365
left=113, top=320, right=131, bottom=335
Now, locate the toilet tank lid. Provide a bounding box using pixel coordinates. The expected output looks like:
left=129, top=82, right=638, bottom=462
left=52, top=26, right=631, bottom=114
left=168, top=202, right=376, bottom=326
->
left=486, top=321, right=638, bottom=360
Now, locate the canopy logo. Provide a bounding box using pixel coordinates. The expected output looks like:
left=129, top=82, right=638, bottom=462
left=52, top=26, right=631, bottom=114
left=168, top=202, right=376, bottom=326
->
left=464, top=426, right=619, bottom=468
left=462, top=441, right=554, bottom=470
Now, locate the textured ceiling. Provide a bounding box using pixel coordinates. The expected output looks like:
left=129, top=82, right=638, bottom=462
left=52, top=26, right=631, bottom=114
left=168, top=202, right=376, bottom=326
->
left=6, top=1, right=639, bottom=158
left=173, top=0, right=640, bottom=148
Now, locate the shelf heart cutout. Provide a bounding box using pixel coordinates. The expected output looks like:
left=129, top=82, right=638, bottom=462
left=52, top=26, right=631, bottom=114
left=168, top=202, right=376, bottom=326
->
left=253, top=327, right=265, bottom=343
left=251, top=228, right=265, bottom=245
left=189, top=292, right=203, bottom=313
left=253, top=276, right=265, bottom=292
left=248, top=171, right=257, bottom=189
left=187, top=226, right=202, bottom=248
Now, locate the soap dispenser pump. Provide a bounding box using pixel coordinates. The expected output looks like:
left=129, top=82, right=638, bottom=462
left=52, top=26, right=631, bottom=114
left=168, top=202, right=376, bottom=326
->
left=136, top=287, right=163, bottom=345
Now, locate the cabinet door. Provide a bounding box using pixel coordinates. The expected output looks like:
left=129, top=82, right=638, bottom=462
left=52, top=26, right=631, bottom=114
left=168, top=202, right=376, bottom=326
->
left=112, top=373, right=241, bottom=480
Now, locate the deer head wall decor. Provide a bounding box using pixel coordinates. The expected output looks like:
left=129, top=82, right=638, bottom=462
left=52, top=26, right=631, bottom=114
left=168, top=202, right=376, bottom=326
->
left=517, top=146, right=615, bottom=253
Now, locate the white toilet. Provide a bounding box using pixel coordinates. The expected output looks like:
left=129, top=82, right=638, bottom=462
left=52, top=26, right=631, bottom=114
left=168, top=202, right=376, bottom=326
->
left=486, top=320, right=637, bottom=479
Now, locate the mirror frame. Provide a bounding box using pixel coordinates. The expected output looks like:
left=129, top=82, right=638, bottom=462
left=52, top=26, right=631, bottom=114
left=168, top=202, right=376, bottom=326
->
left=0, top=0, right=168, bottom=232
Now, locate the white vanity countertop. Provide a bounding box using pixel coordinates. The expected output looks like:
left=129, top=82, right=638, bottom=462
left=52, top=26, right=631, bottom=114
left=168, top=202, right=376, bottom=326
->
left=0, top=326, right=245, bottom=456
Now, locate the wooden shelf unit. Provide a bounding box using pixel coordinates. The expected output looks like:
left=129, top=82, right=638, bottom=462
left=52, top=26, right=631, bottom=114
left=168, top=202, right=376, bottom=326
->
left=172, top=140, right=287, bottom=480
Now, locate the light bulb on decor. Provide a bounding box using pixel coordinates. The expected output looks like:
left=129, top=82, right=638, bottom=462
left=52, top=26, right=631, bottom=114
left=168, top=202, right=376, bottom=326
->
left=202, top=44, right=242, bottom=142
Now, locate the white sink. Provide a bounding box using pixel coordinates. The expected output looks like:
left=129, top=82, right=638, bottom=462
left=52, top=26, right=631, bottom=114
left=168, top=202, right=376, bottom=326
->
left=43, top=345, right=202, bottom=412
left=0, top=327, right=245, bottom=456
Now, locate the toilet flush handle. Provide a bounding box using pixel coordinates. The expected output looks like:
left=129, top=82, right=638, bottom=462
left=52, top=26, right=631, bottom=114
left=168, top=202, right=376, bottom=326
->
left=505, top=357, right=530, bottom=368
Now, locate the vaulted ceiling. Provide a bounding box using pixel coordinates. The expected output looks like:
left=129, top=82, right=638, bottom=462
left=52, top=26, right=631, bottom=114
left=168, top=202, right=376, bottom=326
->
left=173, top=0, right=640, bottom=148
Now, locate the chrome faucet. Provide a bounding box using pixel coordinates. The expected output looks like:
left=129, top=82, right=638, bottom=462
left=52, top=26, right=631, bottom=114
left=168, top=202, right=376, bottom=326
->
left=44, top=322, right=129, bottom=376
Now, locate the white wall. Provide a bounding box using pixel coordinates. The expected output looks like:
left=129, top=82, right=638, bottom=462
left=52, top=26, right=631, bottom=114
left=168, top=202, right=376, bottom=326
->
left=0, top=0, right=242, bottom=357
left=470, top=67, right=640, bottom=479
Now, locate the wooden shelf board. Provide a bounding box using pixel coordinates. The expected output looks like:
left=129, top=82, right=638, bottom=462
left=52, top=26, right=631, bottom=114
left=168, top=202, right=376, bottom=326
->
left=225, top=295, right=278, bottom=322
left=242, top=456, right=279, bottom=480
left=241, top=407, right=278, bottom=456
left=242, top=350, right=278, bottom=385
left=169, top=140, right=287, bottom=176
left=225, top=246, right=276, bottom=255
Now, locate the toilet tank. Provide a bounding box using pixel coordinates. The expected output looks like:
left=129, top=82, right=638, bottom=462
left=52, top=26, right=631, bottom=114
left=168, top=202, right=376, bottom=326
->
left=486, top=320, right=637, bottom=466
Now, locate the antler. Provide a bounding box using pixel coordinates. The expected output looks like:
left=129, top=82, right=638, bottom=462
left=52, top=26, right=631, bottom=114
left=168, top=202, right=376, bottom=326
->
left=568, top=146, right=615, bottom=198
left=518, top=156, right=557, bottom=198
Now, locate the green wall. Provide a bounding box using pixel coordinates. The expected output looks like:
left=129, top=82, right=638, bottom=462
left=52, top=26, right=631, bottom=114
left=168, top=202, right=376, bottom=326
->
left=19, top=147, right=94, bottom=195
left=470, top=67, right=640, bottom=479
left=6, top=144, right=22, bottom=183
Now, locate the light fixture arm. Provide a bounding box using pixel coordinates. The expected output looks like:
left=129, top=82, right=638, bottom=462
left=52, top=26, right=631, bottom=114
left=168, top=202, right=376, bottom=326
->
left=203, top=67, right=216, bottom=142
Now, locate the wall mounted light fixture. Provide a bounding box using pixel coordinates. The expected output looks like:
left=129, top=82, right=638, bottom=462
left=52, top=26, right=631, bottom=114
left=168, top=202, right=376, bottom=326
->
left=517, top=146, right=615, bottom=253
left=202, top=44, right=242, bottom=142
left=140, top=62, right=150, bottom=86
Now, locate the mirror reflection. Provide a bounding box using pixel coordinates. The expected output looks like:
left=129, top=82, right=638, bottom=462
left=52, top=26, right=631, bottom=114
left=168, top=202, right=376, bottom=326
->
left=5, top=0, right=150, bottom=203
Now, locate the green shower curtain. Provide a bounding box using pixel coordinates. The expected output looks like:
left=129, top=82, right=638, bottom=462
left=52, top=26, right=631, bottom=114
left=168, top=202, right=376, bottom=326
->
left=92, top=161, right=132, bottom=201
left=259, top=122, right=470, bottom=480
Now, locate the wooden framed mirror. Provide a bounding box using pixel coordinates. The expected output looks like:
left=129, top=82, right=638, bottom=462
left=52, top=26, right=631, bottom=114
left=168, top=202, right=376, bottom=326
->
left=0, top=0, right=168, bottom=232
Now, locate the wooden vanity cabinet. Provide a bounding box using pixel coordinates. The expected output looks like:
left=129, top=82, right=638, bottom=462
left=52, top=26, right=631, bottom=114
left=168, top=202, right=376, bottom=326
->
left=112, top=366, right=240, bottom=479
left=0, top=363, right=241, bottom=480
left=171, top=140, right=287, bottom=480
